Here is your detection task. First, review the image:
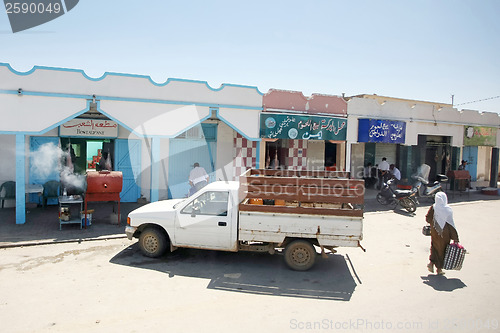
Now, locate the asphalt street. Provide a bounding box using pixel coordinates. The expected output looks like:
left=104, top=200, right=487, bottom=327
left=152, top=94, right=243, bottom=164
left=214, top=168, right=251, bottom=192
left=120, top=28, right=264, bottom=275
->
left=0, top=197, right=499, bottom=333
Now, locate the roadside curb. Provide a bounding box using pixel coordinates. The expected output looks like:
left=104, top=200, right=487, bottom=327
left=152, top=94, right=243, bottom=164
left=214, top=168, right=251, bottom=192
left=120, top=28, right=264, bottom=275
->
left=0, top=234, right=128, bottom=249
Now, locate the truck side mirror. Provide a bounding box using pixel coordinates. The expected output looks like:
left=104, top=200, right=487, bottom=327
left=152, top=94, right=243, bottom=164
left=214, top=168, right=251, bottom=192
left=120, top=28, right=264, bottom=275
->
left=191, top=206, right=200, bottom=217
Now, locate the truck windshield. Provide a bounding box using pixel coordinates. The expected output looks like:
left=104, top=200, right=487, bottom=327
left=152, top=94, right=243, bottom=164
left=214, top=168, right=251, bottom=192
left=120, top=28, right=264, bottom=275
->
left=181, top=191, right=229, bottom=216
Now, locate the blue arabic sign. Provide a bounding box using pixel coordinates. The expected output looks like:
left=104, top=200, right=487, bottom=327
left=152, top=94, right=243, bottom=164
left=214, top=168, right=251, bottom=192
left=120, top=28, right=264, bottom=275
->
left=260, top=113, right=347, bottom=140
left=358, top=119, right=406, bottom=144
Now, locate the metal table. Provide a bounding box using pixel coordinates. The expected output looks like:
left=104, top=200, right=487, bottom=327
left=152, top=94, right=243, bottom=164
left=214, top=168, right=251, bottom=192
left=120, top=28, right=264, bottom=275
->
left=58, top=195, right=83, bottom=230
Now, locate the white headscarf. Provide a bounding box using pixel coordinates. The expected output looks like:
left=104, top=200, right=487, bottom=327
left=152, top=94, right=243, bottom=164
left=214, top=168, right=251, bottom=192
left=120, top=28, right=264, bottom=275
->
left=433, top=192, right=455, bottom=235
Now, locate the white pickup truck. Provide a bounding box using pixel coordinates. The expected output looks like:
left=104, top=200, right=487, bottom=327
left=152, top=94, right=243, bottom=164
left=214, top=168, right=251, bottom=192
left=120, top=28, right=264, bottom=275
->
left=125, top=169, right=364, bottom=271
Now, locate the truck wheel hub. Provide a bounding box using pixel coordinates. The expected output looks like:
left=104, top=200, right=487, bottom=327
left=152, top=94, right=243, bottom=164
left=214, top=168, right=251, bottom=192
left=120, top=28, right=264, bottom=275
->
left=292, top=247, right=310, bottom=263
left=144, top=235, right=158, bottom=252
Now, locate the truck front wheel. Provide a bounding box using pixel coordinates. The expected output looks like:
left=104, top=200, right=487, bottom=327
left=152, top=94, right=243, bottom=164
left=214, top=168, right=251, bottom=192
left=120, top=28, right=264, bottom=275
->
left=284, top=240, right=316, bottom=271
left=139, top=227, right=168, bottom=258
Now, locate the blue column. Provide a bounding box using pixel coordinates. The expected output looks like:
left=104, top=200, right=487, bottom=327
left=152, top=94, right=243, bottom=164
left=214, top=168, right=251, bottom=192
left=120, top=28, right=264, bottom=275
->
left=150, top=137, right=160, bottom=202
left=15, top=134, right=26, bottom=224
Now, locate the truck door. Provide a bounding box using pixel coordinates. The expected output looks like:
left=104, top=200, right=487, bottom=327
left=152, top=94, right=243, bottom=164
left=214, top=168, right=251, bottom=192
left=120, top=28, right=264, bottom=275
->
left=175, top=190, right=234, bottom=250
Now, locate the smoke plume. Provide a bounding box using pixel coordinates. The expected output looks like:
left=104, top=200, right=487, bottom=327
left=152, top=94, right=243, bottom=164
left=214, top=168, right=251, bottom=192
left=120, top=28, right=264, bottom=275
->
left=30, top=142, right=86, bottom=191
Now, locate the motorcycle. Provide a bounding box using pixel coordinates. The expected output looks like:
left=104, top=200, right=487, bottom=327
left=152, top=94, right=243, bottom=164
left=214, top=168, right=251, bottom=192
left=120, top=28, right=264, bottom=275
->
left=413, top=173, right=448, bottom=203
left=376, top=178, right=418, bottom=213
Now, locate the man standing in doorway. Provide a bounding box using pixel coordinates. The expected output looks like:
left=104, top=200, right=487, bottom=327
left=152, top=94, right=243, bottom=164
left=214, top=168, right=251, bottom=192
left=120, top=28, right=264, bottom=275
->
left=189, top=162, right=209, bottom=195
left=377, top=157, right=390, bottom=189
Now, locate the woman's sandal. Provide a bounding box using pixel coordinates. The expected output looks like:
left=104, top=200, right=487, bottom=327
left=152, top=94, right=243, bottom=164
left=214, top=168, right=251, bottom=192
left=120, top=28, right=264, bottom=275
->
left=427, top=263, right=434, bottom=273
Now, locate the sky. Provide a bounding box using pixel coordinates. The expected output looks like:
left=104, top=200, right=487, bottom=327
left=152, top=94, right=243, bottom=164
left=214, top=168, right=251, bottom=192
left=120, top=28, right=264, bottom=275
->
left=1, top=0, right=499, bottom=113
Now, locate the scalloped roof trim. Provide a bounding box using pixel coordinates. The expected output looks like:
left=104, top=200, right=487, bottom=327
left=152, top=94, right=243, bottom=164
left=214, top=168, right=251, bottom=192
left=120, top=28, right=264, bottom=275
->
left=0, top=62, right=264, bottom=95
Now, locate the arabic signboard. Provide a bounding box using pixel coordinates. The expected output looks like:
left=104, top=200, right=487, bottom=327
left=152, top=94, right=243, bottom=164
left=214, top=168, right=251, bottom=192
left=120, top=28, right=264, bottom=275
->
left=464, top=126, right=497, bottom=146
left=60, top=118, right=118, bottom=138
left=358, top=119, right=406, bottom=144
left=260, top=113, right=347, bottom=140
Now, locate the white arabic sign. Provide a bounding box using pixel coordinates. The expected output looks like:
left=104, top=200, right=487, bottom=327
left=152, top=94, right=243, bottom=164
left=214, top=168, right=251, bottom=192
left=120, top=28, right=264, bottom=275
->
left=368, top=122, right=405, bottom=141
left=358, top=119, right=406, bottom=144
left=60, top=118, right=118, bottom=138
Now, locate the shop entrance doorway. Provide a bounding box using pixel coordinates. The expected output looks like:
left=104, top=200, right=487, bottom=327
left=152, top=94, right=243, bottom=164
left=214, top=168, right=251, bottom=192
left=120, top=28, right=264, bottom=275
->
left=265, top=140, right=283, bottom=169
left=463, top=146, right=478, bottom=181
left=325, top=141, right=337, bottom=170
left=420, top=135, right=451, bottom=181
left=60, top=138, right=115, bottom=173
left=60, top=137, right=140, bottom=202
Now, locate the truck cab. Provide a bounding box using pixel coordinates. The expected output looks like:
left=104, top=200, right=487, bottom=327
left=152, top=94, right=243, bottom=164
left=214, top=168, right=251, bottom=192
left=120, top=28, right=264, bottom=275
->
left=126, top=182, right=240, bottom=255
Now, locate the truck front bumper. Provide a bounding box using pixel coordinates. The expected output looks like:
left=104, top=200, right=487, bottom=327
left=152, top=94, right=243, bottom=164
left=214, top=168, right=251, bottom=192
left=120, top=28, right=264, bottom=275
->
left=125, top=226, right=137, bottom=240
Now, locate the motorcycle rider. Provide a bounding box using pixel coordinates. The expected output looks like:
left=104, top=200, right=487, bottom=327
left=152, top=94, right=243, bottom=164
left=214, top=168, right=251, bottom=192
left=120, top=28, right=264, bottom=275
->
left=389, top=164, right=401, bottom=186
left=377, top=157, right=390, bottom=190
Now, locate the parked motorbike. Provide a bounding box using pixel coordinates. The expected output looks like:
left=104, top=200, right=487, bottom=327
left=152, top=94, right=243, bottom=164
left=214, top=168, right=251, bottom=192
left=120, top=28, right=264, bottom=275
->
left=413, top=174, right=448, bottom=203
left=376, top=178, right=418, bottom=213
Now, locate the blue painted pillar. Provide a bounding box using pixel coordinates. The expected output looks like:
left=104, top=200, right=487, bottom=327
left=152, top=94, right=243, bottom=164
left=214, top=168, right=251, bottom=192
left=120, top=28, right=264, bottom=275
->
left=150, top=137, right=160, bottom=202
left=15, top=134, right=26, bottom=224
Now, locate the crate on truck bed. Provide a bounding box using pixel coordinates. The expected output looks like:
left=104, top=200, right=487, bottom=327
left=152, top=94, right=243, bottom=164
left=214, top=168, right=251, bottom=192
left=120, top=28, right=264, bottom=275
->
left=238, top=169, right=364, bottom=217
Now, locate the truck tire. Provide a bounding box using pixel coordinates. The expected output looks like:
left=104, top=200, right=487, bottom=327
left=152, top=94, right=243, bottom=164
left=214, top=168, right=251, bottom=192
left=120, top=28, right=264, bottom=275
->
left=284, top=240, right=316, bottom=271
left=139, top=227, right=168, bottom=258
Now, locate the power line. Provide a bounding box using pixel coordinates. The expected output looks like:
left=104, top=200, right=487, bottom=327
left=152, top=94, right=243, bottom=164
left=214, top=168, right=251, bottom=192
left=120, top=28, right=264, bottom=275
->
left=455, top=95, right=500, bottom=106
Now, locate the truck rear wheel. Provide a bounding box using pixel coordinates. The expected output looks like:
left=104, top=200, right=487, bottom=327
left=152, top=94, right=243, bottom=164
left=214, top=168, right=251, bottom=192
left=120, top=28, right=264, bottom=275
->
left=139, top=227, right=168, bottom=258
left=284, top=240, right=316, bottom=271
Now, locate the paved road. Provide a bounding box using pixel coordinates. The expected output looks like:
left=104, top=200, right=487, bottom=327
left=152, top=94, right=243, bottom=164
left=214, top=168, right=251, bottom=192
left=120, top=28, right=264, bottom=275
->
left=0, top=198, right=499, bottom=333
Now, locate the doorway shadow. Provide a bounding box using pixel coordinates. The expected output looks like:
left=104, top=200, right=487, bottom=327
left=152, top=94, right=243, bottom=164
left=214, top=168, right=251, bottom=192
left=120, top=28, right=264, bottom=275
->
left=110, top=243, right=358, bottom=301
left=421, top=274, right=467, bottom=292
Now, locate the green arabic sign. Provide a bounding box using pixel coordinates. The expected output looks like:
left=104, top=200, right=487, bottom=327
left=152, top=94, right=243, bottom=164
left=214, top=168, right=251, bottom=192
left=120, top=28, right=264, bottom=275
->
left=464, top=126, right=497, bottom=146
left=260, top=113, right=347, bottom=140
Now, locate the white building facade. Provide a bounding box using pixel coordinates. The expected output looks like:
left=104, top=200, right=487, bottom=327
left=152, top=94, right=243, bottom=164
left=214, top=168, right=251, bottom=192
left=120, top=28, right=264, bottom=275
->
left=0, top=63, right=262, bottom=224
left=347, top=95, right=500, bottom=185
left=2, top=63, right=499, bottom=226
